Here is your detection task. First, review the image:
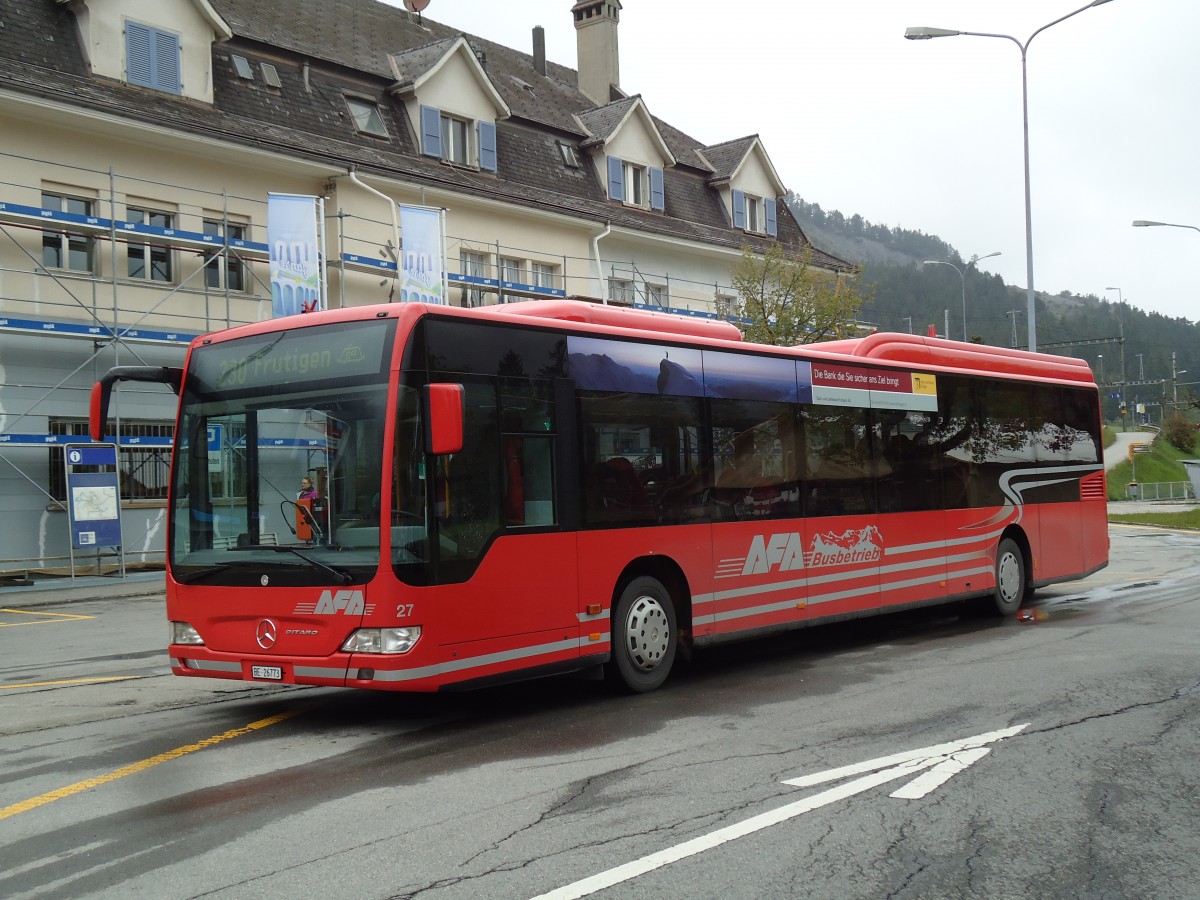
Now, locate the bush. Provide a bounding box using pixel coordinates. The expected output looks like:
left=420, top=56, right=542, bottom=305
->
left=1163, top=411, right=1197, bottom=454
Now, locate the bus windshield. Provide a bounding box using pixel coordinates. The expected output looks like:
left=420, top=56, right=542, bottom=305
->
left=170, top=320, right=395, bottom=586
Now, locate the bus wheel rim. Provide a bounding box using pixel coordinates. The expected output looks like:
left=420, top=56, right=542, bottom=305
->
left=625, top=596, right=670, bottom=672
left=997, top=552, right=1021, bottom=604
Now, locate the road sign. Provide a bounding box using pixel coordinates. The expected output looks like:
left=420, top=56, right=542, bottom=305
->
left=207, top=424, right=223, bottom=472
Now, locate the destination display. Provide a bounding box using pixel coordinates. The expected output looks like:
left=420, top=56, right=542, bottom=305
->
left=188, top=319, right=395, bottom=395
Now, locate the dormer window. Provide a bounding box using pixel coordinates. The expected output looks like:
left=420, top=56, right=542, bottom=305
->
left=732, top=189, right=778, bottom=237
left=441, top=114, right=469, bottom=165
left=419, top=105, right=498, bottom=172
left=261, top=63, right=282, bottom=88
left=606, top=156, right=665, bottom=211
left=125, top=21, right=181, bottom=95
left=345, top=97, right=388, bottom=137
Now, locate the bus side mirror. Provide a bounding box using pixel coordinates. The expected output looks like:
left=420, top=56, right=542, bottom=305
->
left=425, top=383, right=464, bottom=455
left=89, top=381, right=109, bottom=442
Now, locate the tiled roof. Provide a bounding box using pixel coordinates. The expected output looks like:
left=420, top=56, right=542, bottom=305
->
left=700, top=136, right=758, bottom=183
left=0, top=0, right=849, bottom=271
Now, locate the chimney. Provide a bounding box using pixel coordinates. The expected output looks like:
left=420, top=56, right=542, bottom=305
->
left=572, top=0, right=621, bottom=106
left=533, top=26, right=546, bottom=76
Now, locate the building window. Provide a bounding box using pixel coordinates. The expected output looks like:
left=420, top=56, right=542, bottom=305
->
left=440, top=114, right=470, bottom=165
left=49, top=420, right=174, bottom=501
left=607, top=156, right=664, bottom=211
left=715, top=294, right=736, bottom=319
left=419, top=106, right=497, bottom=171
left=499, top=256, right=524, bottom=285
left=622, top=161, right=646, bottom=207
left=126, top=207, right=173, bottom=282
left=126, top=21, right=181, bottom=94
left=345, top=97, right=388, bottom=137
left=460, top=250, right=489, bottom=307
left=645, top=283, right=666, bottom=308
left=41, top=192, right=95, bottom=273
left=531, top=262, right=557, bottom=291
left=732, top=190, right=778, bottom=237
left=203, top=219, right=247, bottom=292
left=261, top=63, right=282, bottom=88
left=608, top=278, right=634, bottom=304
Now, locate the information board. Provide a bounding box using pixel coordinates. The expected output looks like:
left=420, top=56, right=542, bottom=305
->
left=64, top=443, right=123, bottom=550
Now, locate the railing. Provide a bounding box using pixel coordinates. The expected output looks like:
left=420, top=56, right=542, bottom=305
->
left=1125, top=481, right=1195, bottom=501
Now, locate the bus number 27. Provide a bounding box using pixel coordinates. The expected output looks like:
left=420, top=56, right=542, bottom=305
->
left=396, top=604, right=415, bottom=619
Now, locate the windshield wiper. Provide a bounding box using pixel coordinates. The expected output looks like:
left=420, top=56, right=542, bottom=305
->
left=174, top=561, right=257, bottom=584
left=230, top=544, right=353, bottom=585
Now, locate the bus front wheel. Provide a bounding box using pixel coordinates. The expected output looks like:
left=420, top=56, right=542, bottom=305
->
left=989, top=538, right=1026, bottom=617
left=609, top=576, right=677, bottom=693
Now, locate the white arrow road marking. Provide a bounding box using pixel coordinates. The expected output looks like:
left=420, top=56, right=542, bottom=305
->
left=530, top=724, right=1029, bottom=900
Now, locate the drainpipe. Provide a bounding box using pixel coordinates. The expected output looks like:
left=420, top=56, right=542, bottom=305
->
left=591, top=221, right=611, bottom=303
left=348, top=166, right=400, bottom=293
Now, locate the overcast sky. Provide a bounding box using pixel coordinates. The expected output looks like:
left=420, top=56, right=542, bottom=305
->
left=385, top=0, right=1199, bottom=323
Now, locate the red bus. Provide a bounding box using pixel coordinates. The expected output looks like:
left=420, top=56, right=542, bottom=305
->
left=91, top=299, right=1107, bottom=693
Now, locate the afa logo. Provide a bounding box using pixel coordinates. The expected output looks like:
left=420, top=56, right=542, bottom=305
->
left=742, top=532, right=805, bottom=576
left=293, top=589, right=375, bottom=616
left=734, top=526, right=886, bottom=577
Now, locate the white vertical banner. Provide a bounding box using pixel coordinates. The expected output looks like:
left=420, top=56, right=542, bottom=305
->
left=268, top=193, right=322, bottom=317
left=399, top=204, right=444, bottom=304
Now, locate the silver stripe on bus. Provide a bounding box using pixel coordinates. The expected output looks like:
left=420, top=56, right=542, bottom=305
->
left=184, top=659, right=242, bottom=673
left=368, top=634, right=609, bottom=683
left=701, top=564, right=996, bottom=626
left=295, top=665, right=346, bottom=678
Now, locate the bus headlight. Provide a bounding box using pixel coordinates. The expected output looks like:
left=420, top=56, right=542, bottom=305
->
left=341, top=627, right=421, bottom=654
left=171, top=621, right=204, bottom=645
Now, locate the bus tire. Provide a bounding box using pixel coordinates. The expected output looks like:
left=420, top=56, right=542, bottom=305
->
left=989, top=537, right=1025, bottom=617
left=609, top=576, right=677, bottom=693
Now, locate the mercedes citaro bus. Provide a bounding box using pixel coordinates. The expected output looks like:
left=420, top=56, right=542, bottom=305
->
left=91, top=299, right=1107, bottom=693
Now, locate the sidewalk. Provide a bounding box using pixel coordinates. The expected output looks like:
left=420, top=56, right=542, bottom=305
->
left=0, top=570, right=165, bottom=608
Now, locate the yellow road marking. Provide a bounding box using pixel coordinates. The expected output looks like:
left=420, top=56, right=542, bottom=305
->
left=0, top=608, right=95, bottom=627
left=0, top=676, right=143, bottom=689
left=0, top=708, right=303, bottom=822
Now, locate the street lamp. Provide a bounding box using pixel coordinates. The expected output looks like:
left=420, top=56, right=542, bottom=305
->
left=921, top=251, right=1001, bottom=341
left=905, top=0, right=1117, bottom=353
left=1097, top=354, right=1104, bottom=383
left=1132, top=219, right=1200, bottom=234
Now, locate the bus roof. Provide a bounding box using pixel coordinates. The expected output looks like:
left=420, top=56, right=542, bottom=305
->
left=807, top=332, right=1096, bottom=385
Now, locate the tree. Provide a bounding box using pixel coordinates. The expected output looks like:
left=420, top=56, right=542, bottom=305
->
left=1163, top=410, right=1197, bottom=454
left=730, top=243, right=869, bottom=346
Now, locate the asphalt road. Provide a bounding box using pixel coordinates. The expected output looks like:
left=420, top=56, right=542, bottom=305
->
left=2, top=524, right=1198, bottom=899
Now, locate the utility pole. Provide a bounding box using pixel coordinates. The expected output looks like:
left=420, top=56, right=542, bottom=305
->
left=1006, top=309, right=1021, bottom=348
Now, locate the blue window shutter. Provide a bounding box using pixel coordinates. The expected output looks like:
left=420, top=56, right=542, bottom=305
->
left=153, top=29, right=180, bottom=94
left=420, top=105, right=442, bottom=157
left=607, top=156, right=624, bottom=202
left=478, top=121, right=497, bottom=171
left=732, top=189, right=745, bottom=229
left=126, top=22, right=153, bottom=88
left=649, top=167, right=665, bottom=211
left=765, top=198, right=778, bottom=237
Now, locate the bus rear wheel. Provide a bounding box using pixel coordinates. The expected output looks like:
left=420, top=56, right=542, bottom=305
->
left=987, top=538, right=1026, bottom=617
left=609, top=576, right=677, bottom=693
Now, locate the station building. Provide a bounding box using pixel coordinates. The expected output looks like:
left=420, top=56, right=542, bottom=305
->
left=0, top=0, right=847, bottom=574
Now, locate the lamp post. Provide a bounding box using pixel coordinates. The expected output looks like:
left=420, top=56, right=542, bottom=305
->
left=921, top=252, right=1001, bottom=341
left=905, top=0, right=1117, bottom=353
left=1132, top=219, right=1200, bottom=235
left=1097, top=354, right=1104, bottom=383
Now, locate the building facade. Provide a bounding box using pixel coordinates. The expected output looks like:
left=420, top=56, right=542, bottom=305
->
left=0, top=0, right=847, bottom=574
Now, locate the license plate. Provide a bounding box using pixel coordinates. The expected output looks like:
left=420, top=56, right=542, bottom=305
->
left=251, top=665, right=283, bottom=681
